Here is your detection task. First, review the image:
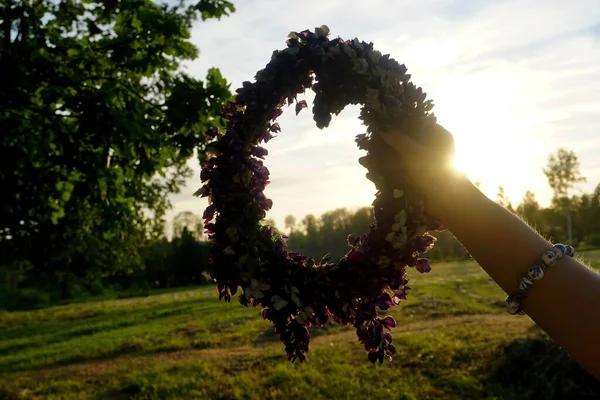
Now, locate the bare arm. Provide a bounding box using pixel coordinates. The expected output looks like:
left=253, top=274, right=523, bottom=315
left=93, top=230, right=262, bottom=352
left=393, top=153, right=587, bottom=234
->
left=379, top=125, right=600, bottom=378
left=440, top=176, right=600, bottom=378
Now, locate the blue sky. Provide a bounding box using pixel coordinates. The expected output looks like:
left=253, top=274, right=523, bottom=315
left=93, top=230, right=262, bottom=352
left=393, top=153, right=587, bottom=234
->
left=167, top=0, right=600, bottom=229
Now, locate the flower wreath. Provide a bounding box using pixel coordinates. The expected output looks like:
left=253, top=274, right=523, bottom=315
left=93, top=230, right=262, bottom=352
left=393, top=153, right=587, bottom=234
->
left=197, top=26, right=444, bottom=364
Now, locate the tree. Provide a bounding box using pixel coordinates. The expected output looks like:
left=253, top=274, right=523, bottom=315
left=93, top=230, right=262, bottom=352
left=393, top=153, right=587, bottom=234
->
left=261, top=217, right=277, bottom=228
left=543, top=148, right=586, bottom=243
left=496, top=186, right=514, bottom=212
left=172, top=211, right=202, bottom=240
left=0, top=0, right=234, bottom=294
left=516, top=190, right=542, bottom=229
left=284, top=215, right=297, bottom=233
left=570, top=184, right=600, bottom=246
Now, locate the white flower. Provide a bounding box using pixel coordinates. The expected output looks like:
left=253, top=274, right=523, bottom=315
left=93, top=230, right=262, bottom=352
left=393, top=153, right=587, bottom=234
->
left=295, top=307, right=314, bottom=324
left=290, top=286, right=301, bottom=307
left=244, top=279, right=264, bottom=299
left=271, top=296, right=289, bottom=311
left=395, top=210, right=407, bottom=225
left=393, top=233, right=408, bottom=249
left=385, top=232, right=396, bottom=242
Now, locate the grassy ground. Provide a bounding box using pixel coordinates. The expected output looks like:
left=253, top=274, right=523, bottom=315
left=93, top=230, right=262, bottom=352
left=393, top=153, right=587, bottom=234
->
left=1, top=251, right=599, bottom=399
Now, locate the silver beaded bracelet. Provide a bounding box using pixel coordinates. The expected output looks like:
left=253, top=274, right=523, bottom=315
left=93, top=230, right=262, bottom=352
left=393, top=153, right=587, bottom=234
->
left=505, top=243, right=575, bottom=315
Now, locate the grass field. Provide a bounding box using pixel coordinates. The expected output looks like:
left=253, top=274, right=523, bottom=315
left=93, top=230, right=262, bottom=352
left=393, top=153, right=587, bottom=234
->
left=1, top=251, right=599, bottom=400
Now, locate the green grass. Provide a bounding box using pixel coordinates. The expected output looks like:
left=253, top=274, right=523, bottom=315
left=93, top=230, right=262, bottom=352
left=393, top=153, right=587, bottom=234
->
left=1, top=250, right=599, bottom=399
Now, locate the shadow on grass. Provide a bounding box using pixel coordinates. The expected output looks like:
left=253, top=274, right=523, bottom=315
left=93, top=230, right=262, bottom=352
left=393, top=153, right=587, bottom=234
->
left=485, top=335, right=600, bottom=399
left=0, top=386, right=20, bottom=400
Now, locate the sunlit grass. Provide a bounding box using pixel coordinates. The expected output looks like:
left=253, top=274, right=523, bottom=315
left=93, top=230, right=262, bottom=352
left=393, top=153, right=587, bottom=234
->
left=1, top=250, right=598, bottom=399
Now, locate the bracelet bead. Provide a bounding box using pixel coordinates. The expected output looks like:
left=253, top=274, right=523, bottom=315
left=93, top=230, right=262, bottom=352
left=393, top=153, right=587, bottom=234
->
left=541, top=251, right=558, bottom=267
left=505, top=296, right=521, bottom=315
left=506, top=243, right=574, bottom=316
left=519, top=276, right=534, bottom=291
left=552, top=243, right=567, bottom=258
left=566, top=245, right=575, bottom=257
left=527, top=265, right=545, bottom=281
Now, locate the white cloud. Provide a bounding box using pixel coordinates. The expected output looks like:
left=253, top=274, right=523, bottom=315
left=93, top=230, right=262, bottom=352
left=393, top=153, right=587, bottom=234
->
left=168, top=0, right=600, bottom=227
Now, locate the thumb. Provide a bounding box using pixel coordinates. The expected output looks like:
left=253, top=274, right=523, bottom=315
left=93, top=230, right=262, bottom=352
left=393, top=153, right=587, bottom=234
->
left=416, top=124, right=455, bottom=157
left=379, top=123, right=455, bottom=160
left=378, top=130, right=426, bottom=161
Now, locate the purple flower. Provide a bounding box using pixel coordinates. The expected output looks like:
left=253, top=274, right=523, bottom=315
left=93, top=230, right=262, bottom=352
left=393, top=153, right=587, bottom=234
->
left=259, top=131, right=274, bottom=143
left=387, top=344, right=397, bottom=356
left=415, top=258, right=432, bottom=274
left=295, top=100, right=308, bottom=115
left=269, top=123, right=281, bottom=133
left=414, top=233, right=436, bottom=253
left=203, top=223, right=215, bottom=234
left=376, top=293, right=394, bottom=310
left=271, top=108, right=283, bottom=120
left=193, top=186, right=209, bottom=198
left=255, top=166, right=270, bottom=180
left=261, top=308, right=272, bottom=320
left=394, top=285, right=410, bottom=300
left=381, top=316, right=397, bottom=329
left=367, top=350, right=378, bottom=363
left=205, top=127, right=219, bottom=139
left=200, top=168, right=210, bottom=182
left=251, top=146, right=269, bottom=159
left=263, top=198, right=273, bottom=211
left=347, top=234, right=359, bottom=246
left=203, top=204, right=216, bottom=221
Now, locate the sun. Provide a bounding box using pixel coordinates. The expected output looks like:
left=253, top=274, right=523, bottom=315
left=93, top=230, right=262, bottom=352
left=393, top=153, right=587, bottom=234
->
left=432, top=73, right=534, bottom=200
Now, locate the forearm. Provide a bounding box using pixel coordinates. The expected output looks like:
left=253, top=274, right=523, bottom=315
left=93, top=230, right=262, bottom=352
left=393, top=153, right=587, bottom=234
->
left=438, top=178, right=600, bottom=377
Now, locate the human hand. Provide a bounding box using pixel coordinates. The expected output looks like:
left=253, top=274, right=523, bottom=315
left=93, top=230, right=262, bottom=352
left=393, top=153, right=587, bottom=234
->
left=361, top=123, right=471, bottom=222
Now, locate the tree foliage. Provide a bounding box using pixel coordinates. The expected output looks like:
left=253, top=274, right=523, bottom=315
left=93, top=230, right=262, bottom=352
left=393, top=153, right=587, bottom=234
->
left=543, top=147, right=586, bottom=202
left=172, top=211, right=203, bottom=241
left=0, top=0, right=234, bottom=292
left=496, top=186, right=514, bottom=212
left=543, top=147, right=587, bottom=242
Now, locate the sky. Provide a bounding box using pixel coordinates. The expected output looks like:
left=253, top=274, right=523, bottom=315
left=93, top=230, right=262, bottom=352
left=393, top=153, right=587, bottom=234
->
left=167, top=0, right=600, bottom=229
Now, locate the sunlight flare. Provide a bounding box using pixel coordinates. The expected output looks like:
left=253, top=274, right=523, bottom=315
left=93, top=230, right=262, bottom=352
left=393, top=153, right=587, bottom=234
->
left=434, top=73, right=535, bottom=201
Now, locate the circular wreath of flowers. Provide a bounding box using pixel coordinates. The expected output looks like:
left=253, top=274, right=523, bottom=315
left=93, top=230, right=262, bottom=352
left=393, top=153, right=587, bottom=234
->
left=197, top=26, right=444, bottom=364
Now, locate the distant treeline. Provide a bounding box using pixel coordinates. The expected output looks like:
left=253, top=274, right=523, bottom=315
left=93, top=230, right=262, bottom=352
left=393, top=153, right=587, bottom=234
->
left=284, top=183, right=600, bottom=261
left=1, top=184, right=598, bottom=310
left=281, top=208, right=468, bottom=261
left=0, top=228, right=212, bottom=310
